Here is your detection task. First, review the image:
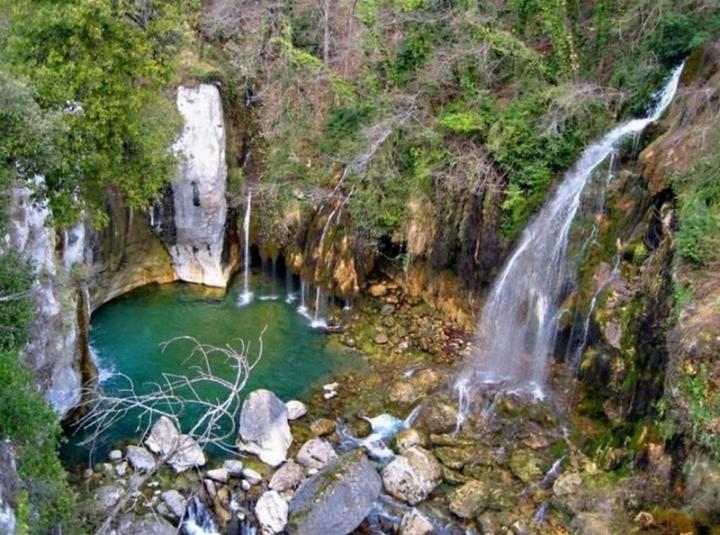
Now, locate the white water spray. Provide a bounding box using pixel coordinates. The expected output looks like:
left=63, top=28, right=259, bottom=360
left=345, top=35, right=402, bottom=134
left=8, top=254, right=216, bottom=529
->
left=455, top=64, right=684, bottom=420
left=238, top=190, right=253, bottom=306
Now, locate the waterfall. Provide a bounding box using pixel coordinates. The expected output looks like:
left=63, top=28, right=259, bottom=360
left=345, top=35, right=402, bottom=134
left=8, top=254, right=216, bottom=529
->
left=455, top=64, right=684, bottom=414
left=285, top=269, right=297, bottom=303
left=183, top=497, right=220, bottom=535
left=238, top=190, right=253, bottom=306
left=311, top=286, right=328, bottom=329
left=169, top=84, right=229, bottom=288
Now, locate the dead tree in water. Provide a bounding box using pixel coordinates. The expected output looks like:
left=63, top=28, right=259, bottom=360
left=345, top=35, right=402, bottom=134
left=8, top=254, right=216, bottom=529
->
left=76, top=330, right=265, bottom=535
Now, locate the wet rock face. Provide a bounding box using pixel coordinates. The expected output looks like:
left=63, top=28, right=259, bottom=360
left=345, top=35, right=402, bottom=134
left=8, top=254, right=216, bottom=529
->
left=168, top=84, right=230, bottom=288
left=288, top=450, right=381, bottom=535
left=89, top=189, right=176, bottom=308
left=238, top=389, right=293, bottom=467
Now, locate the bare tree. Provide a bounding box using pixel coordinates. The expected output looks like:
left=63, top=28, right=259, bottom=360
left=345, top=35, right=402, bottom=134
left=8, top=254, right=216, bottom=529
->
left=76, top=331, right=265, bottom=534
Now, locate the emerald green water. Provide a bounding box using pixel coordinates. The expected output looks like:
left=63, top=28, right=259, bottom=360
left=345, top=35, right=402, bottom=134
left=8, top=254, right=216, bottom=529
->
left=62, top=273, right=354, bottom=466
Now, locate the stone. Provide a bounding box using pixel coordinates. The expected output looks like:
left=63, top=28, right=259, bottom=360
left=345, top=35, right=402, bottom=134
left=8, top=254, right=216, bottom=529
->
left=93, top=485, right=122, bottom=509
left=553, top=472, right=582, bottom=497
left=117, top=513, right=176, bottom=535
left=288, top=450, right=381, bottom=535
left=255, top=491, right=289, bottom=534
left=381, top=446, right=442, bottom=505
left=242, top=468, right=263, bottom=485
left=571, top=512, right=618, bottom=535
left=348, top=418, right=372, bottom=438
left=415, top=401, right=458, bottom=435
left=369, top=283, right=387, bottom=297
left=238, top=389, right=293, bottom=467
left=145, top=417, right=180, bottom=456
left=394, top=428, right=425, bottom=453
left=434, top=447, right=473, bottom=470
left=109, top=450, right=123, bottom=462
left=82, top=468, right=94, bottom=479
left=380, top=304, right=395, bottom=316
left=270, top=460, right=306, bottom=492
left=161, top=490, right=186, bottom=518
left=374, top=332, right=389, bottom=345
left=222, top=459, right=244, bottom=477
left=241, top=480, right=251, bottom=491
left=285, top=400, right=308, bottom=420
left=204, top=479, right=217, bottom=499
left=400, top=509, right=434, bottom=535
left=509, top=449, right=543, bottom=484
left=168, top=435, right=206, bottom=473
left=448, top=480, right=489, bottom=519
left=126, top=446, right=156, bottom=473
left=309, top=418, right=336, bottom=437
left=206, top=468, right=229, bottom=483
left=296, top=438, right=338, bottom=470
left=114, top=462, right=128, bottom=477
left=144, top=416, right=206, bottom=472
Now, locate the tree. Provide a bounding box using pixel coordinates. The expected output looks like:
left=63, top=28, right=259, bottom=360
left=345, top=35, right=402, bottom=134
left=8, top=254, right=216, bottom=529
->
left=0, top=0, right=198, bottom=226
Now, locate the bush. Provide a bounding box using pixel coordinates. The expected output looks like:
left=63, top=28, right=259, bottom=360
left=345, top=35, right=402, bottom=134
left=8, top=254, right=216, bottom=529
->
left=0, top=350, right=77, bottom=533
left=673, top=128, right=720, bottom=266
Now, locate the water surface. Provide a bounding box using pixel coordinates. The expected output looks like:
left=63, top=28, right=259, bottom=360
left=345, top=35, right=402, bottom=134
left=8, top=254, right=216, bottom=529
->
left=63, top=273, right=354, bottom=465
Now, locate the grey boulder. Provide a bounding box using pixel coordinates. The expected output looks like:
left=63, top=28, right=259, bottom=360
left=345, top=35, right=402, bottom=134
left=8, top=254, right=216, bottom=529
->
left=238, top=389, right=293, bottom=466
left=288, top=449, right=381, bottom=535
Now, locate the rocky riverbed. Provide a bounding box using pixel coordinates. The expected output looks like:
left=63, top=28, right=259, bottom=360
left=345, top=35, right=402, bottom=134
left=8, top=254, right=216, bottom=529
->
left=72, top=278, right=714, bottom=534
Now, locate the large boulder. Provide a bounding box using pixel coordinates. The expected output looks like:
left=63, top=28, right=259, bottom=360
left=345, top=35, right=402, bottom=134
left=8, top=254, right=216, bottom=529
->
left=144, top=416, right=206, bottom=472
left=255, top=491, right=289, bottom=534
left=288, top=450, right=381, bottom=535
left=238, top=390, right=293, bottom=467
left=381, top=446, right=442, bottom=505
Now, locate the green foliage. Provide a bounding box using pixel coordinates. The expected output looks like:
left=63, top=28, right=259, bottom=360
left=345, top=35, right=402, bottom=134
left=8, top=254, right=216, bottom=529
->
left=1, top=0, right=197, bottom=226
left=508, top=0, right=576, bottom=79
left=0, top=252, right=33, bottom=351
left=438, top=111, right=485, bottom=134
left=658, top=365, right=720, bottom=461
left=440, top=90, right=611, bottom=239
left=673, top=129, right=720, bottom=266
left=321, top=106, right=374, bottom=154
left=0, top=350, right=77, bottom=533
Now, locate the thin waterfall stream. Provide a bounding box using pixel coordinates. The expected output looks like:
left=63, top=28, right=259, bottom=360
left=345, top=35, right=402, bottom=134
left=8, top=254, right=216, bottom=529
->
left=455, top=63, right=684, bottom=426
left=238, top=190, right=253, bottom=306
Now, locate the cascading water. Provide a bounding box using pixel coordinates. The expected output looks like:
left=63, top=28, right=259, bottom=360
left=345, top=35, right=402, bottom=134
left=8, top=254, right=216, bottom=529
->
left=455, top=64, right=684, bottom=421
left=238, top=190, right=253, bottom=306
left=311, top=287, right=329, bottom=329
left=285, top=269, right=297, bottom=303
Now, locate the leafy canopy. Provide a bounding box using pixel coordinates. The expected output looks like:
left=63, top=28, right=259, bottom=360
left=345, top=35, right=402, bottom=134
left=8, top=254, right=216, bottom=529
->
left=0, top=0, right=197, bottom=226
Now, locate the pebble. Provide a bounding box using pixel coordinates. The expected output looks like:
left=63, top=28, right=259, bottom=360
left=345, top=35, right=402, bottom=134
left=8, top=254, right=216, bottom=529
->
left=242, top=468, right=263, bottom=485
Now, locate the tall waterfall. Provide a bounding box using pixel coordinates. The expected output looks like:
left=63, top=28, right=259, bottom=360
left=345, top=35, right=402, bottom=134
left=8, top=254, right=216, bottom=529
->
left=456, top=64, right=684, bottom=412
left=238, top=190, right=253, bottom=306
